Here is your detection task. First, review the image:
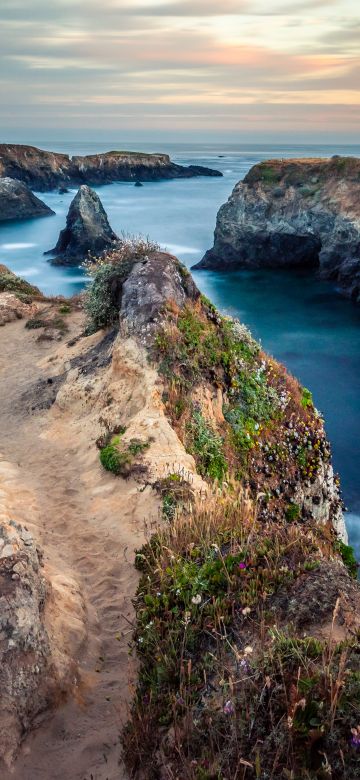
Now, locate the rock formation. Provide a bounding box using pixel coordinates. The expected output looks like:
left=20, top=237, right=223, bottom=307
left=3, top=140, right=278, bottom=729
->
left=0, top=258, right=358, bottom=779
left=46, top=185, right=118, bottom=265
left=0, top=144, right=222, bottom=191
left=0, top=177, right=54, bottom=221
left=195, top=156, right=360, bottom=301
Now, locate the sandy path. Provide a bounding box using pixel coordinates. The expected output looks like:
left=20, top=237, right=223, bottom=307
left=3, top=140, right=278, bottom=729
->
left=0, top=316, right=159, bottom=780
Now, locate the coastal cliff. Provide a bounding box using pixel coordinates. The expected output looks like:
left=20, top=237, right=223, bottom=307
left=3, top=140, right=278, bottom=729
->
left=0, top=144, right=222, bottom=191
left=0, top=252, right=358, bottom=779
left=0, top=177, right=54, bottom=221
left=195, top=156, right=360, bottom=302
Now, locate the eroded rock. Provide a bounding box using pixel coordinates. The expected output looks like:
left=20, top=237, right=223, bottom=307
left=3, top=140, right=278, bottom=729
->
left=46, top=185, right=118, bottom=266
left=0, top=144, right=222, bottom=191
left=196, top=156, right=360, bottom=301
left=0, top=177, right=54, bottom=222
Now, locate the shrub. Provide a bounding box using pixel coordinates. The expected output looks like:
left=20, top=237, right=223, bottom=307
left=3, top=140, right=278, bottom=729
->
left=99, top=432, right=150, bottom=477
left=84, top=234, right=160, bottom=332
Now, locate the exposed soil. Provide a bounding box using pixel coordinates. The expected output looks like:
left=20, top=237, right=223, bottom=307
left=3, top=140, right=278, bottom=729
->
left=0, top=312, right=161, bottom=780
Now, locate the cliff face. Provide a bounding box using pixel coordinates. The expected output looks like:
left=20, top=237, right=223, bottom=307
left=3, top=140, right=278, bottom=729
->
left=195, top=156, right=360, bottom=302
left=0, top=177, right=54, bottom=221
left=46, top=185, right=118, bottom=265
left=0, top=144, right=222, bottom=191
left=0, top=257, right=358, bottom=779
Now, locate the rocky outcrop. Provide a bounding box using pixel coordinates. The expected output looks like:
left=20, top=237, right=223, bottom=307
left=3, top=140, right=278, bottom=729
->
left=0, top=517, right=52, bottom=767
left=195, top=156, right=360, bottom=301
left=0, top=177, right=54, bottom=221
left=46, top=185, right=118, bottom=266
left=0, top=266, right=42, bottom=325
left=0, top=293, right=39, bottom=326
left=0, top=144, right=222, bottom=191
left=120, top=251, right=200, bottom=344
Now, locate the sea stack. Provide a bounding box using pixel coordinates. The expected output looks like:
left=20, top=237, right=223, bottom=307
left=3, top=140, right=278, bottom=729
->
left=46, top=185, right=118, bottom=265
left=0, top=177, right=54, bottom=221
left=194, top=156, right=360, bottom=302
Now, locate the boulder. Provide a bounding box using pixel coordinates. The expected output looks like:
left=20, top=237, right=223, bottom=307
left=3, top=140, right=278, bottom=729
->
left=0, top=177, right=54, bottom=221
left=195, top=156, right=360, bottom=302
left=46, top=185, right=118, bottom=266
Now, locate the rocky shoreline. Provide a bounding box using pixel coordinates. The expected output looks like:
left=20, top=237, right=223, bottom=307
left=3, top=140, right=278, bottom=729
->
left=0, top=177, right=54, bottom=221
left=195, top=156, right=360, bottom=302
left=0, top=144, right=222, bottom=191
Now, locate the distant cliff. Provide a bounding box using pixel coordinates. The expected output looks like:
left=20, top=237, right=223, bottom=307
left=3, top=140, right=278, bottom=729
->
left=0, top=144, right=222, bottom=191
left=195, top=156, right=360, bottom=302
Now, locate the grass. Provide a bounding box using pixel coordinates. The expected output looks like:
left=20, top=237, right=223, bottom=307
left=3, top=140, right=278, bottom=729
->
left=154, top=297, right=334, bottom=524
left=119, top=275, right=359, bottom=779
left=0, top=271, right=43, bottom=303
left=186, top=410, right=228, bottom=482
left=123, top=490, right=360, bottom=779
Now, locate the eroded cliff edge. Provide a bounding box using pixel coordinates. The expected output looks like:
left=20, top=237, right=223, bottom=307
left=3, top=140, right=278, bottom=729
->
left=195, top=156, right=360, bottom=302
left=0, top=144, right=222, bottom=191
left=0, top=252, right=359, bottom=780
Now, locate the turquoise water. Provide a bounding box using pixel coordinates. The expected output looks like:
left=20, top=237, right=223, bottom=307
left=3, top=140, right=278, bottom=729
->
left=1, top=141, right=359, bottom=560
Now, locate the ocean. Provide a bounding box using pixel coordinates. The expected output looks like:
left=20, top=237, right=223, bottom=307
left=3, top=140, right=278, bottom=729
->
left=1, top=141, right=359, bottom=558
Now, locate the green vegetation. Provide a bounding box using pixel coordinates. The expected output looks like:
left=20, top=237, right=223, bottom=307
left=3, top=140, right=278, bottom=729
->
left=25, top=315, right=68, bottom=333
left=83, top=235, right=160, bottom=332
left=99, top=430, right=150, bottom=477
left=285, top=502, right=300, bottom=522
left=155, top=473, right=193, bottom=521
left=0, top=270, right=42, bottom=303
left=336, top=540, right=358, bottom=578
left=301, top=385, right=314, bottom=409
left=124, top=491, right=359, bottom=779
left=186, top=410, right=227, bottom=482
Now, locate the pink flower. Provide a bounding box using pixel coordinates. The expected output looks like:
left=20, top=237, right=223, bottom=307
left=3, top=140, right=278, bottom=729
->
left=238, top=562, right=247, bottom=570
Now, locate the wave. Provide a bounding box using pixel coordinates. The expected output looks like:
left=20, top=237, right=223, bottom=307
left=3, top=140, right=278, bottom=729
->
left=164, top=243, right=201, bottom=255
left=1, top=242, right=37, bottom=250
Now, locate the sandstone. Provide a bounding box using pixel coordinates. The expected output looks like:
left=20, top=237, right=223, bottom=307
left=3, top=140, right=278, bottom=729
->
left=0, top=292, right=39, bottom=326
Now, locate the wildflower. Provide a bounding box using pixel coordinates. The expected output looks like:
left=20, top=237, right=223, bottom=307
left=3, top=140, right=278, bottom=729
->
left=244, top=646, right=253, bottom=656
left=350, top=726, right=360, bottom=748
left=223, top=700, right=235, bottom=716
left=242, top=607, right=251, bottom=616
left=239, top=658, right=251, bottom=674
left=191, top=594, right=202, bottom=605
left=238, top=562, right=247, bottom=570
left=138, top=637, right=144, bottom=644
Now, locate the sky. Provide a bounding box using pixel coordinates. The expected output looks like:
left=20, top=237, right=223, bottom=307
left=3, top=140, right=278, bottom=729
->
left=1, top=0, right=359, bottom=143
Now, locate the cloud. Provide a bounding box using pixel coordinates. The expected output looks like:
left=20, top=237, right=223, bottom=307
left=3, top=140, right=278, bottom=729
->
left=0, top=0, right=359, bottom=138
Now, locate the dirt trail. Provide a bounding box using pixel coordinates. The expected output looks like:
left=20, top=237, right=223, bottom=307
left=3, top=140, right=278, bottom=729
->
left=0, top=315, right=160, bottom=780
